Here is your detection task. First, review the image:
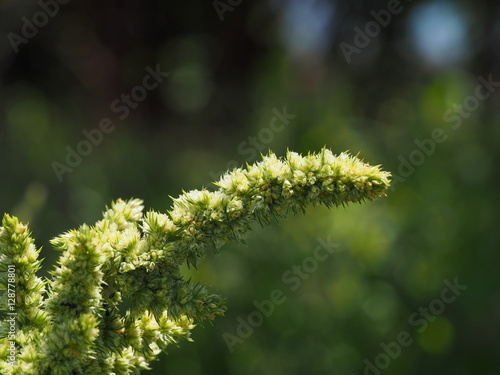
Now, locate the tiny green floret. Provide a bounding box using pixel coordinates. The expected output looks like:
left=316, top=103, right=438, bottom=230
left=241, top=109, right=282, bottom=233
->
left=0, top=148, right=390, bottom=374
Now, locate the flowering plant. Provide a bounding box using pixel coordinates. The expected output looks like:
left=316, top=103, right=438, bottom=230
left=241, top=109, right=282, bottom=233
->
left=0, top=148, right=390, bottom=374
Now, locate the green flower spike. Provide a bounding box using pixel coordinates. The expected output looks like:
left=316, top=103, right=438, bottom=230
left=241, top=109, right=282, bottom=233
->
left=0, top=148, right=390, bottom=374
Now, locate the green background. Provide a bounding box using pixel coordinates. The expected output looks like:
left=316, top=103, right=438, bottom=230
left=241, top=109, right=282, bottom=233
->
left=1, top=0, right=499, bottom=374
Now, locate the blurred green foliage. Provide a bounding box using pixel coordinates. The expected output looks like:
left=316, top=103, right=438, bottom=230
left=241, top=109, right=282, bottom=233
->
left=1, top=0, right=499, bottom=374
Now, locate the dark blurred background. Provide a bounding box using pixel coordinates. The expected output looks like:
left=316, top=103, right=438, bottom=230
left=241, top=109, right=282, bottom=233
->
left=1, top=0, right=499, bottom=374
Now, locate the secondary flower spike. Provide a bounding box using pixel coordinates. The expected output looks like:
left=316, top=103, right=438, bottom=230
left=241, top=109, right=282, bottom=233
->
left=0, top=148, right=390, bottom=375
